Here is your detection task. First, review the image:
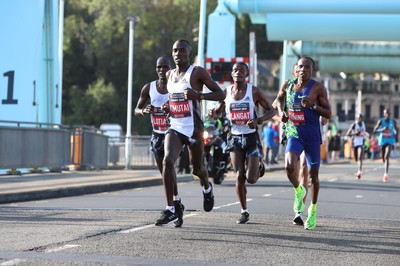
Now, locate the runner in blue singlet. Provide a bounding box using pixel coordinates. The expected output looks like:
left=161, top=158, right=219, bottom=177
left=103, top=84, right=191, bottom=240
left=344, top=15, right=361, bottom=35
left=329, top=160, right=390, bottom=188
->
left=373, top=109, right=398, bottom=182
left=274, top=57, right=332, bottom=230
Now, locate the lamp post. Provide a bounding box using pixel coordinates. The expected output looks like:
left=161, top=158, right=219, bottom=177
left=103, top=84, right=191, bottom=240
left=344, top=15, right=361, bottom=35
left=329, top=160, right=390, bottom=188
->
left=125, top=16, right=137, bottom=170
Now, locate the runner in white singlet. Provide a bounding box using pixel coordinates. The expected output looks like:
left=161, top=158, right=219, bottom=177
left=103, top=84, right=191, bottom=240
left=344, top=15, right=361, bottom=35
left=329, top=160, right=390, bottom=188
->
left=346, top=113, right=366, bottom=180
left=135, top=56, right=185, bottom=227
left=155, top=40, right=225, bottom=226
left=209, top=62, right=276, bottom=224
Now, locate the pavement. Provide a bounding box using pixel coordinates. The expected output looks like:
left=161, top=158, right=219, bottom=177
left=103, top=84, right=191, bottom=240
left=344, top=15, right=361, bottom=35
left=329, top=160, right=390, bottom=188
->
left=0, top=162, right=287, bottom=204
left=0, top=158, right=398, bottom=204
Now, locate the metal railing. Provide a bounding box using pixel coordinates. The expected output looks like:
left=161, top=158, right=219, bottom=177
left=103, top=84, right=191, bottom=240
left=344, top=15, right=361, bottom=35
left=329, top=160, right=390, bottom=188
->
left=0, top=121, right=109, bottom=172
left=107, top=136, right=156, bottom=169
left=0, top=124, right=70, bottom=170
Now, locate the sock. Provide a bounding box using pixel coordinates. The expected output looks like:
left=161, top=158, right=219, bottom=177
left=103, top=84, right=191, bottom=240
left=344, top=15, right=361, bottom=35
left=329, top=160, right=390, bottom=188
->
left=173, top=195, right=180, bottom=201
left=203, top=185, right=211, bottom=193
left=295, top=185, right=302, bottom=194
left=241, top=209, right=248, bottom=214
left=167, top=206, right=175, bottom=213
left=310, top=203, right=317, bottom=212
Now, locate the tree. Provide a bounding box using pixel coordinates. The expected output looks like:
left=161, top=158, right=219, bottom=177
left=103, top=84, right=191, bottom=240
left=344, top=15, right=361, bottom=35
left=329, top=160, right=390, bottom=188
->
left=62, top=0, right=283, bottom=134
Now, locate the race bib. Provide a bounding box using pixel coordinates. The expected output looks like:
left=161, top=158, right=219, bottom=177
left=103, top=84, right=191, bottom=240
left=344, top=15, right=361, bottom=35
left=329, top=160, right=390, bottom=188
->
left=230, top=102, right=250, bottom=125
left=152, top=107, right=167, bottom=131
left=288, top=103, right=305, bottom=126
left=169, top=93, right=191, bottom=118
left=382, top=130, right=392, bottom=138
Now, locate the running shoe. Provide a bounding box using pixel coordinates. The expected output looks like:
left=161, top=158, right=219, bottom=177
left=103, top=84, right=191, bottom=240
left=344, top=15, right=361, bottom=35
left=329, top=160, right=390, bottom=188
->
left=155, top=210, right=178, bottom=226
left=293, top=213, right=304, bottom=226
left=259, top=160, right=265, bottom=177
left=355, top=171, right=362, bottom=180
left=305, top=205, right=317, bottom=230
left=203, top=182, right=214, bottom=212
left=173, top=200, right=185, bottom=228
left=293, top=185, right=306, bottom=214
left=383, top=174, right=389, bottom=183
left=236, top=211, right=250, bottom=224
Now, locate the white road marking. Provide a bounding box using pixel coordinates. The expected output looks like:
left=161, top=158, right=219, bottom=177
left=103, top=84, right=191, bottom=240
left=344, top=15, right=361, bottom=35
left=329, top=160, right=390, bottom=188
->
left=356, top=195, right=363, bottom=198
left=263, top=194, right=272, bottom=197
left=0, top=259, right=26, bottom=266
left=45, top=244, right=81, bottom=253
left=119, top=213, right=199, bottom=234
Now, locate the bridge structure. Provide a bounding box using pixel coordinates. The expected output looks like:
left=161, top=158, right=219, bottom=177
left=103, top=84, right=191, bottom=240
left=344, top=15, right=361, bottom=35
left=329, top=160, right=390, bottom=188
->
left=222, top=0, right=400, bottom=80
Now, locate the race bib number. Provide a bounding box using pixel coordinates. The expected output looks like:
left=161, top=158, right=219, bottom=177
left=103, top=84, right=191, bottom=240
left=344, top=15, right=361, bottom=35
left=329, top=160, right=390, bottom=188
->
left=230, top=102, right=250, bottom=125
left=288, top=103, right=305, bottom=126
left=382, top=130, right=392, bottom=138
left=152, top=107, right=167, bottom=131
left=169, top=93, right=191, bottom=118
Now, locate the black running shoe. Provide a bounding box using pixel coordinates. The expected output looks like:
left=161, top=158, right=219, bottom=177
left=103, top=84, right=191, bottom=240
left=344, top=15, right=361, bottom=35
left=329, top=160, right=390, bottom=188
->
left=236, top=212, right=250, bottom=224
left=155, top=210, right=178, bottom=226
left=259, top=160, right=265, bottom=177
left=173, top=200, right=185, bottom=228
left=203, top=182, right=214, bottom=212
left=292, top=213, right=304, bottom=226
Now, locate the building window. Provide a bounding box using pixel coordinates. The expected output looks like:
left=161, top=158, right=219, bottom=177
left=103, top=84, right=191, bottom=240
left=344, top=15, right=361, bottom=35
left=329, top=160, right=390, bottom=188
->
left=337, top=103, right=345, bottom=122
left=394, top=105, right=399, bottom=119
left=395, top=84, right=399, bottom=93
left=380, top=105, right=385, bottom=117
left=365, top=104, right=371, bottom=119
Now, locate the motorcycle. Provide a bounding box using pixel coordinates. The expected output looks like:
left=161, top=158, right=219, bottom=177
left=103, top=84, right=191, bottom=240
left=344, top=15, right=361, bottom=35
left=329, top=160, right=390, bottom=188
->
left=203, top=118, right=230, bottom=185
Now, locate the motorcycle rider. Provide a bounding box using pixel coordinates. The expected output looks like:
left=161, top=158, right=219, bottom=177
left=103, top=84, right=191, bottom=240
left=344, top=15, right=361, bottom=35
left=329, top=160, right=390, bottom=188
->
left=203, top=115, right=230, bottom=184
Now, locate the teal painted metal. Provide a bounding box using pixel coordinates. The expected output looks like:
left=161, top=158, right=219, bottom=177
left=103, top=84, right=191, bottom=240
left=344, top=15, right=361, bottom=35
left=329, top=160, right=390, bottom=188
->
left=266, top=13, right=400, bottom=41
left=293, top=41, right=400, bottom=56
left=207, top=0, right=236, bottom=58
left=318, top=56, right=400, bottom=74
left=224, top=0, right=400, bottom=41
left=224, top=0, right=400, bottom=14
left=291, top=41, right=400, bottom=73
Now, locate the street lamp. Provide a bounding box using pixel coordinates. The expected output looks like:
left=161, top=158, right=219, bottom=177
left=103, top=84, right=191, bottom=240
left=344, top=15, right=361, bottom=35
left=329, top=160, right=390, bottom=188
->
left=125, top=16, right=138, bottom=170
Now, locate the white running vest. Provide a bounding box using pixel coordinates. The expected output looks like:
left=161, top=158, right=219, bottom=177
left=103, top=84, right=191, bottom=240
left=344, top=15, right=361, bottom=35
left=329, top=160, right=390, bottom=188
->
left=149, top=81, right=169, bottom=134
left=353, top=121, right=366, bottom=147
left=167, top=65, right=201, bottom=137
left=225, top=83, right=256, bottom=135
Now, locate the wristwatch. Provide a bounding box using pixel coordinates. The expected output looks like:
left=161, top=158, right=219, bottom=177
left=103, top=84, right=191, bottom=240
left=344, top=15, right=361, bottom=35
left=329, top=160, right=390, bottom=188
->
left=199, top=93, right=205, bottom=100
left=310, top=103, right=318, bottom=110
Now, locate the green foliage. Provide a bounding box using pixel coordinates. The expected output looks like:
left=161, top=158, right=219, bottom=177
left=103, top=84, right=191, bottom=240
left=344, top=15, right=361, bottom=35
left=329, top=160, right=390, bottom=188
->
left=62, top=0, right=282, bottom=134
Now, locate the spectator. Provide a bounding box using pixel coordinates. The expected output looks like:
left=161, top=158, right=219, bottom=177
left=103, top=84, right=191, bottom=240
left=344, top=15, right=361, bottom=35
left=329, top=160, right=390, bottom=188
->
left=262, top=122, right=278, bottom=165
left=271, top=120, right=280, bottom=164
left=370, top=136, right=379, bottom=160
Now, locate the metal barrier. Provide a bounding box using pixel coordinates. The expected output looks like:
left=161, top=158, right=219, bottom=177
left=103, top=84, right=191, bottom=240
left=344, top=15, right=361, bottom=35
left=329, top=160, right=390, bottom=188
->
left=70, top=128, right=109, bottom=169
left=0, top=120, right=155, bottom=171
left=106, top=136, right=156, bottom=168
left=0, top=121, right=109, bottom=172
left=0, top=125, right=70, bottom=169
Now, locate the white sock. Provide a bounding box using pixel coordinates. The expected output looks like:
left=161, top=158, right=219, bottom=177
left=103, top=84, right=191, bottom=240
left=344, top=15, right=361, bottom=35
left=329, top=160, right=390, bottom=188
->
left=173, top=195, right=180, bottom=201
left=241, top=209, right=248, bottom=214
left=203, top=185, right=211, bottom=193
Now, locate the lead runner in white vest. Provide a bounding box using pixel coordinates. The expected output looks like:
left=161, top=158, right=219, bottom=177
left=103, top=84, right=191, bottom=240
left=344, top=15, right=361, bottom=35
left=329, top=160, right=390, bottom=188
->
left=155, top=40, right=225, bottom=227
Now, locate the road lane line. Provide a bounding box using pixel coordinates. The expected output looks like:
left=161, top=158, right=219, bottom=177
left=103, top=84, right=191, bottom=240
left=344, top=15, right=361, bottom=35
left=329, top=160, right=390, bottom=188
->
left=213, top=199, right=252, bottom=210
left=0, top=259, right=26, bottom=266
left=45, top=244, right=81, bottom=253
left=119, top=213, right=199, bottom=234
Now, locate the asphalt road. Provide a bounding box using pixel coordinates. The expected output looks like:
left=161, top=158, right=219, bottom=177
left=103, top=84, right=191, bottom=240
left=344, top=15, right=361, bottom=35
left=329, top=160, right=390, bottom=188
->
left=0, top=160, right=399, bottom=265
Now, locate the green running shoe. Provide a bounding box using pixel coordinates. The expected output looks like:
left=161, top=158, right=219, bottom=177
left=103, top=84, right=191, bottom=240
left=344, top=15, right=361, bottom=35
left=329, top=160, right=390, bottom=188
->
left=293, top=185, right=306, bottom=214
left=305, top=205, right=317, bottom=230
